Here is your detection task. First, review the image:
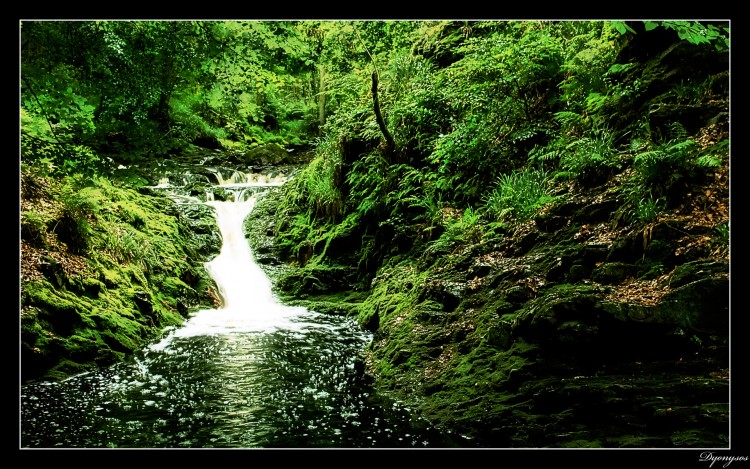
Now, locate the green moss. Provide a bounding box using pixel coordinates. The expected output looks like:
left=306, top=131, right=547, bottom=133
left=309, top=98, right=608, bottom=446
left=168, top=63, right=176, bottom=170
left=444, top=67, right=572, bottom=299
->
left=42, top=359, right=98, bottom=381
left=160, top=276, right=193, bottom=297
left=356, top=260, right=426, bottom=327
left=21, top=174, right=216, bottom=382
left=21, top=210, right=52, bottom=247
left=24, top=281, right=80, bottom=314
left=100, top=266, right=127, bottom=288
left=283, top=290, right=367, bottom=316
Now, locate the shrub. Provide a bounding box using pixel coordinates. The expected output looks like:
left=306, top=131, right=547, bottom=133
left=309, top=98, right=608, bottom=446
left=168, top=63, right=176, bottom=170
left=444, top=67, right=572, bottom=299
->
left=483, top=167, right=558, bottom=222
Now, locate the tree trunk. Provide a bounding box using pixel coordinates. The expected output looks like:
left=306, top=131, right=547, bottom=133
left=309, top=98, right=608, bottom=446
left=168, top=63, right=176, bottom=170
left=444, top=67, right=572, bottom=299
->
left=318, top=65, right=326, bottom=135
left=371, top=71, right=395, bottom=158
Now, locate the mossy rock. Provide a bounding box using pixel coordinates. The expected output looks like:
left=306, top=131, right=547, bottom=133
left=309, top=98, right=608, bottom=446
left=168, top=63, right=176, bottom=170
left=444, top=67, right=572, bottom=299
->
left=591, top=262, right=636, bottom=285
left=599, top=274, right=728, bottom=333
left=666, top=259, right=729, bottom=289
left=276, top=264, right=358, bottom=296
left=658, top=276, right=729, bottom=332
left=513, top=284, right=603, bottom=338
left=243, top=143, right=292, bottom=166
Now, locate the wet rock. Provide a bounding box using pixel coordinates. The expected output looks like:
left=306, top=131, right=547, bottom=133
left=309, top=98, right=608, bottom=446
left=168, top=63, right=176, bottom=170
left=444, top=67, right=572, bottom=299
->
left=649, top=102, right=729, bottom=137
left=81, top=278, right=103, bottom=298
left=582, top=242, right=610, bottom=265
left=659, top=276, right=729, bottom=332
left=513, top=286, right=602, bottom=339
left=534, top=213, right=569, bottom=232
left=545, top=257, right=567, bottom=282
left=572, top=196, right=621, bottom=223
left=591, top=262, right=636, bottom=284
left=511, top=229, right=544, bottom=256
left=39, top=258, right=66, bottom=288
left=243, top=143, right=294, bottom=166
left=599, top=275, right=728, bottom=333
left=363, top=310, right=379, bottom=332
left=556, top=320, right=600, bottom=343
left=253, top=244, right=281, bottom=265
left=666, top=259, right=729, bottom=289
left=417, top=279, right=466, bottom=312
left=486, top=324, right=513, bottom=348
left=607, top=234, right=645, bottom=263
left=132, top=291, right=154, bottom=316
left=277, top=265, right=358, bottom=295
left=567, top=264, right=590, bottom=282
left=505, top=285, right=534, bottom=304
left=548, top=198, right=586, bottom=218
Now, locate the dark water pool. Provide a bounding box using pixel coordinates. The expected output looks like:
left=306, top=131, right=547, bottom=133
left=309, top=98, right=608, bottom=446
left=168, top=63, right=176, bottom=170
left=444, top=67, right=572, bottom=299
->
left=21, top=308, right=463, bottom=449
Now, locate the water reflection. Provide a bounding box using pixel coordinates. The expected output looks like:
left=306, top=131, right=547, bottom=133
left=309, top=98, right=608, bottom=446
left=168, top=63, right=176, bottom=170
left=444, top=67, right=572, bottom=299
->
left=21, top=310, right=455, bottom=448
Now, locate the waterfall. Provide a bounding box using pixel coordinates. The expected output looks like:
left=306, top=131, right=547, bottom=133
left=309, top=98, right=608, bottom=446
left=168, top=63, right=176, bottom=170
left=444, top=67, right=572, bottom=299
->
left=204, top=194, right=272, bottom=310
left=154, top=171, right=305, bottom=343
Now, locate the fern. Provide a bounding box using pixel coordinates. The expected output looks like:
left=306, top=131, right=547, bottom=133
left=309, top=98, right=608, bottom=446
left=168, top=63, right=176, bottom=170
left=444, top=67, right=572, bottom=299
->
left=553, top=111, right=585, bottom=129
left=583, top=92, right=608, bottom=115
left=666, top=122, right=689, bottom=141
left=546, top=128, right=621, bottom=181
left=483, top=167, right=557, bottom=222
left=425, top=206, right=484, bottom=255
left=606, top=62, right=637, bottom=75
left=633, top=137, right=698, bottom=191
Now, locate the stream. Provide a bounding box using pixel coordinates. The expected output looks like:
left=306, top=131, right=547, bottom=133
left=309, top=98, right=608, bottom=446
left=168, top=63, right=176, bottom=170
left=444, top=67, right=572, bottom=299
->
left=20, top=168, right=460, bottom=449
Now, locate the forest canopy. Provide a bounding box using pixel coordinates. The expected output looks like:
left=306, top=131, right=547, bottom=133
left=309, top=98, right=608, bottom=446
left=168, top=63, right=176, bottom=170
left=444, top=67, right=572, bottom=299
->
left=21, top=20, right=728, bottom=176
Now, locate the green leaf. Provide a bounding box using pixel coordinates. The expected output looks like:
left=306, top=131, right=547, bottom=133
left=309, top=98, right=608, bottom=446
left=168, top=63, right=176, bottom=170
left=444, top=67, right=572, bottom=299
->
left=644, top=21, right=659, bottom=31
left=612, top=21, right=637, bottom=35
left=606, top=63, right=636, bottom=75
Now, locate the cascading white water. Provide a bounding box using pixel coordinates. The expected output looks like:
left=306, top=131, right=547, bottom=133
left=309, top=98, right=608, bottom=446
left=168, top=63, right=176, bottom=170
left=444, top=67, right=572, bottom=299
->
left=204, top=195, right=272, bottom=309
left=155, top=172, right=307, bottom=342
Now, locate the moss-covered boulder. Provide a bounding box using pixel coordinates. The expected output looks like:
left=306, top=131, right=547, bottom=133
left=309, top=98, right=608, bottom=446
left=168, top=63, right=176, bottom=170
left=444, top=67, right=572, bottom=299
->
left=243, top=143, right=293, bottom=166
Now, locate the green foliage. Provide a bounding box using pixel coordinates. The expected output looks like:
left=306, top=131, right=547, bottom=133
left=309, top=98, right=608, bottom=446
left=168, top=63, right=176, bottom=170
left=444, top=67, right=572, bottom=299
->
left=696, top=139, right=728, bottom=169
left=564, top=129, right=621, bottom=174
left=274, top=211, right=316, bottom=262
left=412, top=22, right=567, bottom=203
left=556, top=22, right=623, bottom=131
left=611, top=21, right=729, bottom=52
left=615, top=124, right=724, bottom=228
left=20, top=171, right=211, bottom=381
left=296, top=152, right=344, bottom=223
left=55, top=180, right=95, bottom=254
left=713, top=222, right=729, bottom=247
left=483, top=167, right=557, bottom=222
left=102, top=227, right=143, bottom=264
left=21, top=71, right=102, bottom=176
left=632, top=134, right=698, bottom=196
left=21, top=211, right=51, bottom=247
left=169, top=89, right=229, bottom=143
left=633, top=195, right=665, bottom=224
left=669, top=77, right=717, bottom=105
left=347, top=150, right=392, bottom=220
left=273, top=135, right=347, bottom=261
left=611, top=21, right=637, bottom=35
left=388, top=54, right=450, bottom=156
left=529, top=127, right=621, bottom=184
left=432, top=207, right=483, bottom=252
left=644, top=21, right=729, bottom=51
left=395, top=167, right=444, bottom=227
left=20, top=20, right=328, bottom=157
